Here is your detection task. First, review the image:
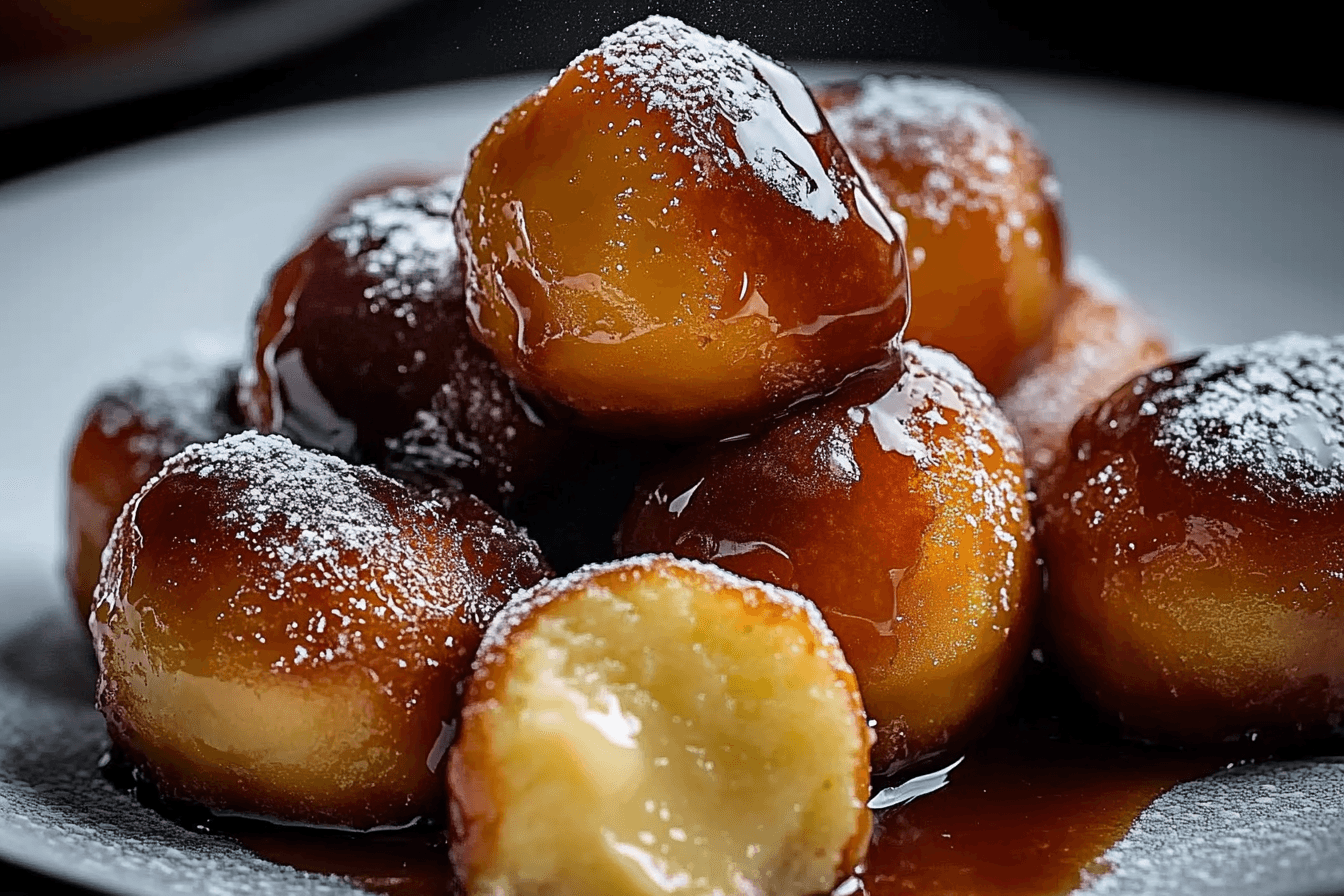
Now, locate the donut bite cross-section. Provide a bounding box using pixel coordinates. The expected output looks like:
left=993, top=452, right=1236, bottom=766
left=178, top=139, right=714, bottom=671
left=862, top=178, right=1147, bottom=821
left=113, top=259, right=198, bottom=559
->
left=454, top=15, right=909, bottom=437
left=448, top=555, right=872, bottom=896
left=91, top=432, right=549, bottom=829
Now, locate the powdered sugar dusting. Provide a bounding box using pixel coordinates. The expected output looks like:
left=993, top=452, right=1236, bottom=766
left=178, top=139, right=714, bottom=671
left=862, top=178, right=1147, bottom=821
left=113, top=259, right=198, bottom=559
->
left=821, top=75, right=1051, bottom=257
left=853, top=343, right=1029, bottom=615
left=94, top=432, right=519, bottom=678
left=475, top=554, right=849, bottom=679
left=587, top=16, right=853, bottom=224
left=327, top=176, right=461, bottom=321
left=1147, top=333, right=1344, bottom=500
left=91, top=338, right=238, bottom=464
left=1080, top=759, right=1344, bottom=895
left=858, top=341, right=1022, bottom=470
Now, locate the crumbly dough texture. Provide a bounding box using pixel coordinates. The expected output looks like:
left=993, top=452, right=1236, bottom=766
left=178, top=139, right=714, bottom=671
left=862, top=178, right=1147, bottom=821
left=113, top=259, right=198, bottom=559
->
left=449, top=555, right=872, bottom=896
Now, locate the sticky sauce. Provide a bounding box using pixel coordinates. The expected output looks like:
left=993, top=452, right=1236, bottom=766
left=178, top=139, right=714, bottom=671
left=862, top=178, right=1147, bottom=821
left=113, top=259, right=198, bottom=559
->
left=205, top=716, right=1222, bottom=896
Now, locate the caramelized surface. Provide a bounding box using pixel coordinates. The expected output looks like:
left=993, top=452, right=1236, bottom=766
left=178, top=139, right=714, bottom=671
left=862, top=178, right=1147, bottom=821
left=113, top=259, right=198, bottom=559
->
left=1037, top=334, right=1344, bottom=745
left=449, top=556, right=871, bottom=896
left=621, top=343, right=1036, bottom=776
left=65, top=355, right=239, bottom=622
left=240, top=177, right=572, bottom=508
left=999, top=260, right=1169, bottom=480
left=455, top=17, right=909, bottom=436
left=816, top=76, right=1065, bottom=395
left=92, top=433, right=549, bottom=829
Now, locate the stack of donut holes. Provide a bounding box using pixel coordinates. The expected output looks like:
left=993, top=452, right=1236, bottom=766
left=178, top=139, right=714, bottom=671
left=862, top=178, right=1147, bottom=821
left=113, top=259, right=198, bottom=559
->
left=68, top=15, right=1344, bottom=896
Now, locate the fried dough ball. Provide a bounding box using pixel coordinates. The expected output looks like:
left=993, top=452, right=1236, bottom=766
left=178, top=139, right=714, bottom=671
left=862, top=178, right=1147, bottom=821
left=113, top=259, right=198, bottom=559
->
left=1037, top=334, right=1344, bottom=745
left=620, top=343, right=1036, bottom=776
left=816, top=76, right=1065, bottom=394
left=239, top=176, right=572, bottom=508
left=448, top=555, right=871, bottom=896
left=65, top=348, right=239, bottom=622
left=999, top=258, right=1170, bottom=480
left=92, top=432, right=549, bottom=829
left=455, top=16, right=909, bottom=437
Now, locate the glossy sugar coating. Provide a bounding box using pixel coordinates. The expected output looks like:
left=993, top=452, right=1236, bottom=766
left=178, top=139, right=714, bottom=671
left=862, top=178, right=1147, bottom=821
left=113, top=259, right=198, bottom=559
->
left=65, top=346, right=239, bottom=623
left=449, top=555, right=871, bottom=896
left=1037, top=333, right=1344, bottom=745
left=455, top=15, right=909, bottom=437
left=239, top=176, right=572, bottom=508
left=999, top=257, right=1170, bottom=481
left=92, top=432, right=550, bottom=829
left=816, top=75, right=1065, bottom=395
left=620, top=343, right=1036, bottom=776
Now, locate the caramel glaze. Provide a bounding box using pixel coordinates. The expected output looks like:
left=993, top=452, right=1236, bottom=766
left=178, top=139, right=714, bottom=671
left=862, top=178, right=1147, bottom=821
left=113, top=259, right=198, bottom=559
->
left=856, top=661, right=1302, bottom=896
left=240, top=180, right=576, bottom=513
left=455, top=18, right=910, bottom=438
left=620, top=344, right=1035, bottom=778
left=103, top=670, right=1230, bottom=896
left=1036, top=340, right=1344, bottom=746
left=65, top=365, right=240, bottom=622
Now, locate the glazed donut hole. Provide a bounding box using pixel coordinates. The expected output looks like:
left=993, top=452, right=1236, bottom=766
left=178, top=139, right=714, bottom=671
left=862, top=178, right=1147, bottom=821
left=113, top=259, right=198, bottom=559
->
left=816, top=75, right=1066, bottom=395
left=455, top=15, right=909, bottom=437
left=999, top=258, right=1170, bottom=481
left=1037, top=333, right=1344, bottom=746
left=620, top=342, right=1036, bottom=776
left=448, top=555, right=871, bottom=896
left=66, top=347, right=240, bottom=623
left=92, top=432, right=549, bottom=829
left=239, top=175, right=573, bottom=510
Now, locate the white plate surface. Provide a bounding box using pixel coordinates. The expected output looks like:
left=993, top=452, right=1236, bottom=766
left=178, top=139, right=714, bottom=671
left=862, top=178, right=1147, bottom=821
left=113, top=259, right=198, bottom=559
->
left=2, top=67, right=1344, bottom=895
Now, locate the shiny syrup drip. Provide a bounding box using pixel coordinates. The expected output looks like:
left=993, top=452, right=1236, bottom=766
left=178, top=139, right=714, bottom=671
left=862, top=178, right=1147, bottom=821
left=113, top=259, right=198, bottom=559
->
left=859, top=732, right=1217, bottom=896
left=102, top=675, right=1229, bottom=896
left=166, top=735, right=1216, bottom=896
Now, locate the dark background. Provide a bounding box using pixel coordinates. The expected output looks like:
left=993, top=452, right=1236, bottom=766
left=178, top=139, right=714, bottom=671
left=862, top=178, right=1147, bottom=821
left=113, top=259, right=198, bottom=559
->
left=1, top=0, right=1338, bottom=184
left=0, top=0, right=1338, bottom=892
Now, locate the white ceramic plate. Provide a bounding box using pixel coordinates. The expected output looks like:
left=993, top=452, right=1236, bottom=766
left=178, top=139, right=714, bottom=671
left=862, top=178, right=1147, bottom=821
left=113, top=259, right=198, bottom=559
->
left=0, top=0, right=419, bottom=127
left=2, top=68, right=1344, bottom=895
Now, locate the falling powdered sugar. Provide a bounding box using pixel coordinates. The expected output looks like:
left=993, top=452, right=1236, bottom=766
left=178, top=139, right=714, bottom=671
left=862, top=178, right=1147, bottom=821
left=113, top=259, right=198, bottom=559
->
left=1147, top=333, right=1344, bottom=501
left=586, top=15, right=852, bottom=224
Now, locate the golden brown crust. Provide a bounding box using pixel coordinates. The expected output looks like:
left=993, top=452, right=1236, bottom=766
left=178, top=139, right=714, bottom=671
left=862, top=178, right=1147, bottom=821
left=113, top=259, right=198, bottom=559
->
left=1037, top=334, right=1344, bottom=745
left=999, top=260, right=1170, bottom=481
left=65, top=355, right=239, bottom=624
left=93, top=432, right=549, bottom=828
left=816, top=75, right=1067, bottom=395
left=454, top=18, right=909, bottom=438
left=620, top=343, right=1037, bottom=775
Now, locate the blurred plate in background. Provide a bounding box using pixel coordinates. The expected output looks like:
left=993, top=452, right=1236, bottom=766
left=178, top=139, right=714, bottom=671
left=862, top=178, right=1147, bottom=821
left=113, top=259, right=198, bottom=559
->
left=0, top=0, right=418, bottom=127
